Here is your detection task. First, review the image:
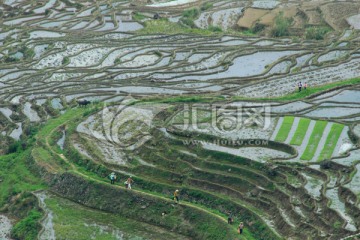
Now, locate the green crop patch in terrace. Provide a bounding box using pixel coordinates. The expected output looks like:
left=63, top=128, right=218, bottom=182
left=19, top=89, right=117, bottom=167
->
left=300, top=121, right=327, bottom=160
left=318, top=123, right=344, bottom=161
left=138, top=19, right=221, bottom=36
left=290, top=118, right=311, bottom=145
left=275, top=116, right=295, bottom=142
left=138, top=19, right=248, bottom=36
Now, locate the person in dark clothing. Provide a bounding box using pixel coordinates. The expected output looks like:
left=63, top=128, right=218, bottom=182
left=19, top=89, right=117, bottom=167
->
left=238, top=222, right=244, bottom=234
left=227, top=212, right=233, bottom=224
left=298, top=82, right=302, bottom=92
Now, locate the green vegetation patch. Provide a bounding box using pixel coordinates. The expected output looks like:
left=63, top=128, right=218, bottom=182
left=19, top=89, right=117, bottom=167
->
left=271, top=12, right=293, bottom=37
left=0, top=150, right=45, bottom=206
left=305, top=26, right=331, bottom=40
left=179, top=8, right=200, bottom=28
left=251, top=23, right=266, bottom=34
left=182, top=8, right=200, bottom=19
left=139, top=18, right=219, bottom=35
left=45, top=194, right=186, bottom=240
left=300, top=121, right=327, bottom=160
left=290, top=118, right=311, bottom=145
left=274, top=116, right=295, bottom=142
left=201, top=2, right=213, bottom=11
left=62, top=56, right=70, bottom=65
left=207, top=25, right=222, bottom=32
left=133, top=12, right=147, bottom=21
left=11, top=210, right=42, bottom=240
left=318, top=123, right=344, bottom=161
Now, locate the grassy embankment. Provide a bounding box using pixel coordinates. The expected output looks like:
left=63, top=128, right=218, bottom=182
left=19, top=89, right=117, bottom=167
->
left=44, top=194, right=189, bottom=240
left=142, top=77, right=360, bottom=104
left=0, top=136, right=46, bottom=239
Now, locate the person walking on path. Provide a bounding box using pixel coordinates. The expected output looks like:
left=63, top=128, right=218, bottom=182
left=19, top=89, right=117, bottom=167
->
left=238, top=222, right=244, bottom=235
left=109, top=172, right=116, bottom=184
left=304, top=82, right=308, bottom=90
left=174, top=189, right=179, bottom=203
left=298, top=82, right=302, bottom=92
left=227, top=212, right=233, bottom=224
left=126, top=176, right=134, bottom=189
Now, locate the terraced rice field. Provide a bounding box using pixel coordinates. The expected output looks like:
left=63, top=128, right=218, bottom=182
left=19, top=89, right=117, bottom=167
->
left=274, top=116, right=294, bottom=142
left=1, top=0, right=360, bottom=239
left=290, top=118, right=311, bottom=146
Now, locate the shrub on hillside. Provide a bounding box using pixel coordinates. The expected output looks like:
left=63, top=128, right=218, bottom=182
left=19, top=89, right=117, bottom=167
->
left=11, top=210, right=42, bottom=240
left=252, top=22, right=266, bottom=33
left=201, top=2, right=213, bottom=11
left=180, top=17, right=196, bottom=28
left=208, top=25, right=222, bottom=32
left=305, top=26, right=331, bottom=40
left=180, top=8, right=200, bottom=28
left=271, top=12, right=293, bottom=37
left=182, top=8, right=200, bottom=19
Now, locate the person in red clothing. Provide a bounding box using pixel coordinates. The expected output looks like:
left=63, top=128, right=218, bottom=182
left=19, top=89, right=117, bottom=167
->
left=126, top=176, right=134, bottom=189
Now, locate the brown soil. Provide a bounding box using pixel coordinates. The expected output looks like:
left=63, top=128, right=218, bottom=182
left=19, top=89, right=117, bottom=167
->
left=292, top=9, right=307, bottom=29
left=259, top=6, right=298, bottom=26
left=320, top=2, right=360, bottom=30
left=234, top=0, right=360, bottom=32
left=304, top=10, right=323, bottom=26
left=237, top=8, right=269, bottom=29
